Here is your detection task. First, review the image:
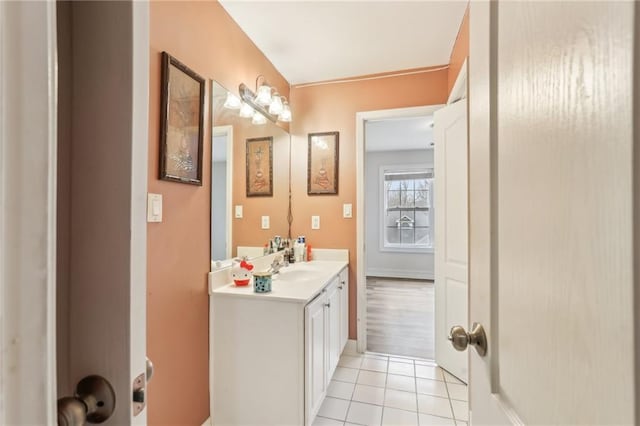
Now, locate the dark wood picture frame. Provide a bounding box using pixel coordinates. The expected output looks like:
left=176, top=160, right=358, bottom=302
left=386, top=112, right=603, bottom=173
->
left=159, top=51, right=205, bottom=185
left=246, top=137, right=274, bottom=197
left=307, top=131, right=339, bottom=195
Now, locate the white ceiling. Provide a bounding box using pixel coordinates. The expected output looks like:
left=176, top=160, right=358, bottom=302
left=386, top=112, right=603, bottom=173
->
left=219, top=1, right=468, bottom=85
left=365, top=116, right=434, bottom=152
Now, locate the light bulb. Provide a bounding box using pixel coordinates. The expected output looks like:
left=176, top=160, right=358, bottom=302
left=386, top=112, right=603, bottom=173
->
left=223, top=92, right=241, bottom=109
left=239, top=102, right=254, bottom=118
left=268, top=94, right=284, bottom=115
left=252, top=111, right=267, bottom=125
left=278, top=102, right=292, bottom=122
left=254, top=84, right=272, bottom=106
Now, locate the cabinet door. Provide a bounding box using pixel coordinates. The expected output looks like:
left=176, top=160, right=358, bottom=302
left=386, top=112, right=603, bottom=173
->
left=326, top=280, right=341, bottom=380
left=305, top=293, right=327, bottom=421
left=339, top=268, right=349, bottom=351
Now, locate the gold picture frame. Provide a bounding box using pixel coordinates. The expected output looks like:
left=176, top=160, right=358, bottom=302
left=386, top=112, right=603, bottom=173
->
left=246, top=137, right=273, bottom=197
left=307, top=131, right=339, bottom=195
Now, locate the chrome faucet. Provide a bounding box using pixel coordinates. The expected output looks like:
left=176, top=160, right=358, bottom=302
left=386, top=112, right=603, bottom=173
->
left=269, top=255, right=286, bottom=274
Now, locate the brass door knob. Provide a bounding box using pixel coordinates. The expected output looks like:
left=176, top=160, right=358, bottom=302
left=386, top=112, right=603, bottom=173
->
left=448, top=322, right=487, bottom=356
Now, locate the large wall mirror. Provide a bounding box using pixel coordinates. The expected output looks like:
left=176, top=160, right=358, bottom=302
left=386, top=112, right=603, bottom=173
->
left=210, top=80, right=290, bottom=268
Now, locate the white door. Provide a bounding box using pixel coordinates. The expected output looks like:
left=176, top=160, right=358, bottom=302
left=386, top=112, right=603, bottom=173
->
left=0, top=1, right=149, bottom=424
left=326, top=280, right=341, bottom=378
left=305, top=293, right=327, bottom=422
left=434, top=99, right=468, bottom=383
left=467, top=1, right=637, bottom=424
left=339, top=268, right=349, bottom=351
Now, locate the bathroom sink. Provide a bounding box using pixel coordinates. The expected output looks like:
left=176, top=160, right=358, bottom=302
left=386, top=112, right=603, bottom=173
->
left=274, top=269, right=317, bottom=282
left=274, top=263, right=326, bottom=282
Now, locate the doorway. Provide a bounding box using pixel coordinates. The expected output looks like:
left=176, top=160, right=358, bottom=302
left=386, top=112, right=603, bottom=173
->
left=363, top=115, right=436, bottom=360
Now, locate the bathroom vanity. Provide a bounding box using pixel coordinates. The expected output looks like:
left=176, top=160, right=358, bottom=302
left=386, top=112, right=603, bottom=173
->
left=210, top=250, right=349, bottom=426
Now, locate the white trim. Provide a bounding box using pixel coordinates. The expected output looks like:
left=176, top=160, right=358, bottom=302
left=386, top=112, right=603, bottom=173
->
left=212, top=124, right=234, bottom=261
left=447, top=58, right=467, bottom=105
left=201, top=417, right=213, bottom=426
left=131, top=2, right=149, bottom=424
left=343, top=339, right=359, bottom=355
left=366, top=268, right=434, bottom=281
left=356, top=104, right=444, bottom=354
left=0, top=1, right=58, bottom=422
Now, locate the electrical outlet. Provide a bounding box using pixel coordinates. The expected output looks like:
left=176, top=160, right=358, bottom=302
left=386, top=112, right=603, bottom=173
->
left=261, top=216, right=270, bottom=229
left=311, top=215, right=320, bottom=230
left=343, top=203, right=353, bottom=218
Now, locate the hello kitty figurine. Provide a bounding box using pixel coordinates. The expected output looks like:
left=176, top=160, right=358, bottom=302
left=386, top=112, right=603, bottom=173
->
left=232, top=259, right=254, bottom=286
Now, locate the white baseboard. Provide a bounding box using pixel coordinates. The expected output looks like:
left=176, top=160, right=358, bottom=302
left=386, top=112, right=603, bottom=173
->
left=366, top=268, right=434, bottom=280
left=202, top=417, right=212, bottom=426
left=343, top=339, right=358, bottom=355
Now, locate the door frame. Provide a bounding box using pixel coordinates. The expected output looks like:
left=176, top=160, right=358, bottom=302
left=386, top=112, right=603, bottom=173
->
left=355, top=104, right=444, bottom=354
left=212, top=124, right=234, bottom=261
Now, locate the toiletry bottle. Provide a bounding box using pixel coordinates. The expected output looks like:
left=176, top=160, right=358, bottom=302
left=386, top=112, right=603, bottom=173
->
left=306, top=244, right=312, bottom=261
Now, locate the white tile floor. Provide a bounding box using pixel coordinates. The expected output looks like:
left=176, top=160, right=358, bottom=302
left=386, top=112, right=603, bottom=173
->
left=313, top=350, right=468, bottom=426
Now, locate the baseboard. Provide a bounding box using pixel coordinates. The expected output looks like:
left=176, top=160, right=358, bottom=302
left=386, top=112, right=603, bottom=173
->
left=343, top=339, right=358, bottom=355
left=202, top=417, right=212, bottom=426
left=366, top=268, right=434, bottom=280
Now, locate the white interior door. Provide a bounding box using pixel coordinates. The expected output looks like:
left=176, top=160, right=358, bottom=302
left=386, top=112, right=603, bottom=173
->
left=0, top=1, right=149, bottom=424
left=0, top=1, right=59, bottom=423
left=468, top=2, right=637, bottom=424
left=434, top=99, right=468, bottom=383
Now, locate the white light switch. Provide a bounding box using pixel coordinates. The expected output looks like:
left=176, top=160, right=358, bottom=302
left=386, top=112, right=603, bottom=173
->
left=261, top=216, right=270, bottom=229
left=235, top=205, right=243, bottom=219
left=343, top=203, right=353, bottom=218
left=311, top=215, right=320, bottom=230
left=147, top=193, right=162, bottom=223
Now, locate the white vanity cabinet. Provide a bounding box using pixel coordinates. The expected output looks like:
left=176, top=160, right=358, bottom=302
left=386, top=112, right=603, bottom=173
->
left=305, top=274, right=347, bottom=421
left=212, top=260, right=349, bottom=426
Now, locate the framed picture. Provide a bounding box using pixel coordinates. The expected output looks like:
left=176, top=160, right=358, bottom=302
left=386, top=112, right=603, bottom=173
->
left=159, top=51, right=205, bottom=185
left=246, top=137, right=273, bottom=197
left=308, top=131, right=339, bottom=195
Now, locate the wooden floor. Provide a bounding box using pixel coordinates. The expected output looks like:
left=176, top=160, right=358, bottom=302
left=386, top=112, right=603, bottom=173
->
left=366, top=277, right=434, bottom=360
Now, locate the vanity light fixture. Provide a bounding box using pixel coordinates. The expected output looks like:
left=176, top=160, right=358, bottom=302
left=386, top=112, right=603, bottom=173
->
left=223, top=76, right=292, bottom=124
left=238, top=76, right=293, bottom=124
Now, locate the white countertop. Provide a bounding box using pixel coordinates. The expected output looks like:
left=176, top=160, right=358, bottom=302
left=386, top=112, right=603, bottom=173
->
left=211, top=260, right=348, bottom=303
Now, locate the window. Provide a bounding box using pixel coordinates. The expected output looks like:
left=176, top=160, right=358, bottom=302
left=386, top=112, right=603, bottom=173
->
left=381, top=167, right=434, bottom=252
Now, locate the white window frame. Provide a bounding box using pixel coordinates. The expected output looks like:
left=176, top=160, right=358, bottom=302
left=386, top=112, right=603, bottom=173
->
left=379, top=164, right=434, bottom=254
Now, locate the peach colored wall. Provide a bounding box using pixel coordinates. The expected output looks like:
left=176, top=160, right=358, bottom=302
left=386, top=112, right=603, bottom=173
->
left=448, top=5, right=470, bottom=94
left=148, top=1, right=289, bottom=424
left=289, top=68, right=448, bottom=339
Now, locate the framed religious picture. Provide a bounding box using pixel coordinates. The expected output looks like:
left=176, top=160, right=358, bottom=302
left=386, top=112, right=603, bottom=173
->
left=307, top=131, right=339, bottom=195
left=246, top=137, right=273, bottom=197
left=159, top=51, right=205, bottom=185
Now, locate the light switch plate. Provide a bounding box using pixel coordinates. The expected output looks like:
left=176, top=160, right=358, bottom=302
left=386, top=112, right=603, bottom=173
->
left=261, top=216, right=270, bottom=229
left=147, top=193, right=162, bottom=223
left=343, top=203, right=353, bottom=218
left=311, top=215, right=320, bottom=230
left=235, top=205, right=243, bottom=219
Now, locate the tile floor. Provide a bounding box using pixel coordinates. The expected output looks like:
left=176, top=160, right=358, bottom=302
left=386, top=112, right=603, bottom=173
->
left=313, top=350, right=468, bottom=426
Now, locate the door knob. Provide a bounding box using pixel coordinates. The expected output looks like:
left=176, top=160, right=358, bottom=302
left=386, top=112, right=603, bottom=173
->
left=57, top=375, right=115, bottom=425
left=448, top=322, right=487, bottom=356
